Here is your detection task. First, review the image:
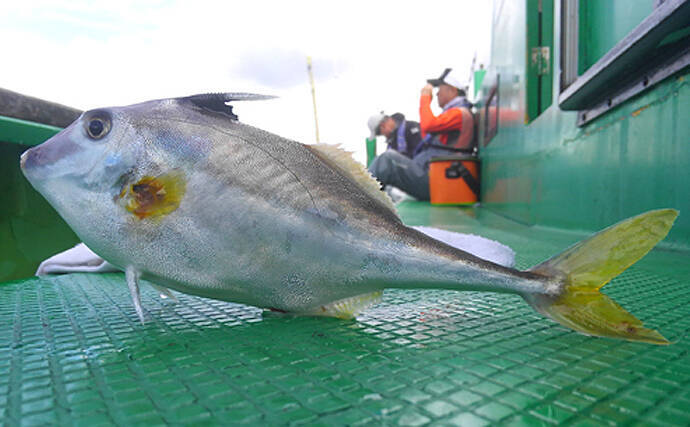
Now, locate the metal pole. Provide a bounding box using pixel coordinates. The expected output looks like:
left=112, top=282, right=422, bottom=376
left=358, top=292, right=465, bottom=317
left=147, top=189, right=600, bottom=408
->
left=306, top=56, right=320, bottom=143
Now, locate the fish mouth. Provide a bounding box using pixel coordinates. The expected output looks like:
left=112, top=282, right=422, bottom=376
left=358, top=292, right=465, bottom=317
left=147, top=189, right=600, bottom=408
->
left=19, top=149, right=28, bottom=169
left=20, top=145, right=46, bottom=171
left=20, top=146, right=43, bottom=183
left=20, top=145, right=52, bottom=183
left=20, top=132, right=79, bottom=181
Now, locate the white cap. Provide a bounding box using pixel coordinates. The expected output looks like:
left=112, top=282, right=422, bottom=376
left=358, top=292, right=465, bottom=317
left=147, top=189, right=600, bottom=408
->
left=367, top=112, right=386, bottom=139
left=427, top=68, right=463, bottom=90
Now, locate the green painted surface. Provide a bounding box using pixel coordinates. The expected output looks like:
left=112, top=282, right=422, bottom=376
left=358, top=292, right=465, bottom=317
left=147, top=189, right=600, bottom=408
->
left=481, top=0, right=690, bottom=249
left=1, top=201, right=689, bottom=425
left=366, top=137, right=376, bottom=167
left=473, top=69, right=487, bottom=99
left=0, top=128, right=80, bottom=283
left=526, top=0, right=554, bottom=122
left=0, top=115, right=62, bottom=147
left=578, top=0, right=655, bottom=74
left=539, top=0, right=554, bottom=117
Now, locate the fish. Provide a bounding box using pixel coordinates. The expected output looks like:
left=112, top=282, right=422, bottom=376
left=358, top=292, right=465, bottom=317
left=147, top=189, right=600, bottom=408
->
left=20, top=93, right=678, bottom=344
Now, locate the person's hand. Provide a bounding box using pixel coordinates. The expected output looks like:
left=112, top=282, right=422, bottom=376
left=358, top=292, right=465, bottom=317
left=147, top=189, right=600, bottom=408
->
left=421, top=84, right=434, bottom=97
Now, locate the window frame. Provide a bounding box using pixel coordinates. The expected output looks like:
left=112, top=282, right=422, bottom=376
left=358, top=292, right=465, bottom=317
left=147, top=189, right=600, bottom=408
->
left=558, top=0, right=690, bottom=126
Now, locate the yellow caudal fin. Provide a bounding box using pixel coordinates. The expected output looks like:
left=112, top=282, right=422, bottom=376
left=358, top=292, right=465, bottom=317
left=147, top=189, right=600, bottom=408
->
left=524, top=209, right=678, bottom=344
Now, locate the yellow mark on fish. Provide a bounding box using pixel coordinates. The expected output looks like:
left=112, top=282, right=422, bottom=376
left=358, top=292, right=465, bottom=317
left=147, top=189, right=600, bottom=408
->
left=121, top=172, right=186, bottom=220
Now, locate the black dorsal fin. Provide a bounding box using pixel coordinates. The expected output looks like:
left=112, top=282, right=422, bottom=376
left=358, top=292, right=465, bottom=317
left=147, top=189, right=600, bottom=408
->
left=180, top=93, right=275, bottom=120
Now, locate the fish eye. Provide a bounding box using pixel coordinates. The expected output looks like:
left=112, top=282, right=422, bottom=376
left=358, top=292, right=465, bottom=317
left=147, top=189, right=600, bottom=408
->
left=85, top=115, right=111, bottom=140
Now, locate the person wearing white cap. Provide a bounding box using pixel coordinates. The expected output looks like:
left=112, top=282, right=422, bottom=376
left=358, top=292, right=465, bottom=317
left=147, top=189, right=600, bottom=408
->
left=368, top=68, right=472, bottom=201
left=420, top=67, right=472, bottom=148
left=367, top=112, right=422, bottom=159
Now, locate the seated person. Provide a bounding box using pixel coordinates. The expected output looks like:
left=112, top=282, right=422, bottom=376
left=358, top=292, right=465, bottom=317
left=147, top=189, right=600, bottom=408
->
left=367, top=112, right=422, bottom=159
left=421, top=68, right=474, bottom=152
left=369, top=68, right=472, bottom=201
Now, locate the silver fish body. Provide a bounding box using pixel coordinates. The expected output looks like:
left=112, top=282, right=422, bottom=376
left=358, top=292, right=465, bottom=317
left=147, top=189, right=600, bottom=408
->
left=21, top=93, right=676, bottom=344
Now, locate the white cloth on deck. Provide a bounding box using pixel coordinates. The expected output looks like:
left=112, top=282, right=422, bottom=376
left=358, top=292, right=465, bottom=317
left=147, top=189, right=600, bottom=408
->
left=35, top=243, right=119, bottom=275
left=412, top=226, right=515, bottom=268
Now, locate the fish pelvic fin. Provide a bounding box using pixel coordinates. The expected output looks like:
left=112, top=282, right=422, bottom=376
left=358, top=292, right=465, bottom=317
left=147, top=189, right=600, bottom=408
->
left=125, top=266, right=145, bottom=323
left=302, top=291, right=383, bottom=319
left=524, top=209, right=678, bottom=345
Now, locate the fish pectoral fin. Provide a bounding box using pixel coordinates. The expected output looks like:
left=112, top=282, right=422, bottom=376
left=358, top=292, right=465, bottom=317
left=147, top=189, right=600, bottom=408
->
left=125, top=266, right=145, bottom=323
left=150, top=284, right=178, bottom=302
left=302, top=291, right=383, bottom=319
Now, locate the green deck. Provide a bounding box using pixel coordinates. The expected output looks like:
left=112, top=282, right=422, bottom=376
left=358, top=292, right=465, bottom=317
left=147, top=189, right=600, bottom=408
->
left=2, top=201, right=689, bottom=426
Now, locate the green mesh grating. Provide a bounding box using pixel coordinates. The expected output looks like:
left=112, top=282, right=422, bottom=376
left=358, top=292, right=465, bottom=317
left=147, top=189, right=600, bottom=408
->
left=1, top=202, right=689, bottom=426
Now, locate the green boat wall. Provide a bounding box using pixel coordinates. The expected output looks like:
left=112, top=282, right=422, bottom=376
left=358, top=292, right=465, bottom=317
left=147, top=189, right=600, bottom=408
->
left=0, top=118, right=80, bottom=282
left=478, top=0, right=690, bottom=250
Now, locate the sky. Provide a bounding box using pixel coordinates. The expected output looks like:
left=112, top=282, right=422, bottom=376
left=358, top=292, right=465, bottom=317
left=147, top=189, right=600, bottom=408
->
left=0, top=0, right=492, bottom=164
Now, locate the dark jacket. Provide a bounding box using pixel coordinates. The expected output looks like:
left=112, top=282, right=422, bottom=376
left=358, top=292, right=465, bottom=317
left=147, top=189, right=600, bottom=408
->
left=385, top=113, right=423, bottom=159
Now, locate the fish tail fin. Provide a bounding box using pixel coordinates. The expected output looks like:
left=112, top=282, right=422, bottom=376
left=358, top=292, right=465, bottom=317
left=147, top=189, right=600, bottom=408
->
left=523, top=209, right=678, bottom=344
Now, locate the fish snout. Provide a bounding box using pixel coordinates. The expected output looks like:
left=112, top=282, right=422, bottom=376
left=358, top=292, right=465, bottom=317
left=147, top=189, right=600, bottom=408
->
left=20, top=134, right=79, bottom=174
left=19, top=149, right=29, bottom=170
left=20, top=146, right=50, bottom=183
left=20, top=146, right=49, bottom=171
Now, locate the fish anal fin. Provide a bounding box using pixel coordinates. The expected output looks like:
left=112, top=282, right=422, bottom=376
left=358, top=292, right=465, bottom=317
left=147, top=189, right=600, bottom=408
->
left=307, top=144, right=398, bottom=218
left=304, top=291, right=383, bottom=319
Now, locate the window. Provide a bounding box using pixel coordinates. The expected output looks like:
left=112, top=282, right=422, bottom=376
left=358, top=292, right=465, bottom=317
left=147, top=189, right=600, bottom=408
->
left=559, top=0, right=690, bottom=125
